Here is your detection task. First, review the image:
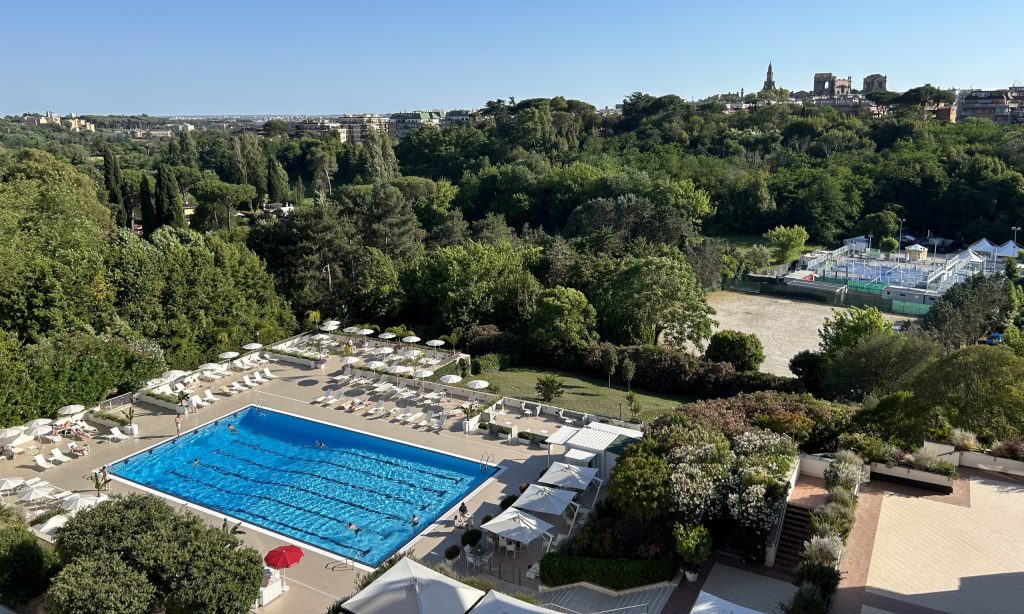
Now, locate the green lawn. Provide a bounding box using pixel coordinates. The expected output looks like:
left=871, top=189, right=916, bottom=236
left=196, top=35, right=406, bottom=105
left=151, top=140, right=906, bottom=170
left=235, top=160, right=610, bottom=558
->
left=481, top=367, right=693, bottom=421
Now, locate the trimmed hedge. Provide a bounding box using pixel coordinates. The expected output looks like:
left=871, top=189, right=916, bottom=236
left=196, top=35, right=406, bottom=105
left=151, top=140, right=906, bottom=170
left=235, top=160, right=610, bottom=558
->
left=538, top=552, right=677, bottom=590
left=473, top=353, right=510, bottom=374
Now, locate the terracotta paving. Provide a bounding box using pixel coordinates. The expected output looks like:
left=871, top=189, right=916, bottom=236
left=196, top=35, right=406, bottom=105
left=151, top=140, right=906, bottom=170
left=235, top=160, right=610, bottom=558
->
left=789, top=475, right=829, bottom=509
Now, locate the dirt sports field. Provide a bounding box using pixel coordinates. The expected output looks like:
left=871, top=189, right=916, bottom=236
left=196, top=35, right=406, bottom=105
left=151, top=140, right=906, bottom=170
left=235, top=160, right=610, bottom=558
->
left=708, top=291, right=914, bottom=377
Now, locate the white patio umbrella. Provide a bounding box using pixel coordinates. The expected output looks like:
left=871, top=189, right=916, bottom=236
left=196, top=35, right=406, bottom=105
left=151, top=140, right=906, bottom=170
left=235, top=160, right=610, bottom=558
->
left=59, top=493, right=106, bottom=512
left=466, top=380, right=489, bottom=390
left=471, top=590, right=556, bottom=614
left=425, top=339, right=445, bottom=348
left=357, top=329, right=375, bottom=336
left=365, top=360, right=387, bottom=371
left=312, top=333, right=330, bottom=341
left=0, top=477, right=25, bottom=492
left=0, top=427, right=28, bottom=446
left=438, top=375, right=463, bottom=385
left=342, top=557, right=485, bottom=614
left=198, top=362, right=222, bottom=371
left=162, top=369, right=189, bottom=380
left=25, top=425, right=52, bottom=442
left=323, top=320, right=341, bottom=327
left=401, top=349, right=423, bottom=359
left=388, top=365, right=413, bottom=375
left=242, top=342, right=264, bottom=351
left=411, top=369, right=434, bottom=379
left=57, top=404, right=86, bottom=416
left=18, top=484, right=54, bottom=503
left=378, top=332, right=397, bottom=340
left=375, top=346, right=395, bottom=356
left=219, top=351, right=240, bottom=360
left=340, top=356, right=362, bottom=366
left=481, top=508, right=554, bottom=546
left=25, top=418, right=53, bottom=428
left=401, top=336, right=421, bottom=343
left=512, top=484, right=577, bottom=517
left=538, top=462, right=599, bottom=491
left=343, top=326, right=359, bottom=333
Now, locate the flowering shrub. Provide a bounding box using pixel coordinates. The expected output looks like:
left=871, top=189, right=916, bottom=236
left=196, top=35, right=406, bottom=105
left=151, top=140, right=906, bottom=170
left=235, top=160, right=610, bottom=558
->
left=802, top=535, right=844, bottom=567
left=823, top=459, right=863, bottom=491
left=992, top=438, right=1024, bottom=461
left=948, top=428, right=980, bottom=452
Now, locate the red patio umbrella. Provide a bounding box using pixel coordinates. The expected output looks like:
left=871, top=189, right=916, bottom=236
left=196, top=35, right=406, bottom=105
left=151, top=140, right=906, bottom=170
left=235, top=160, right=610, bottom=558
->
left=264, top=545, right=304, bottom=591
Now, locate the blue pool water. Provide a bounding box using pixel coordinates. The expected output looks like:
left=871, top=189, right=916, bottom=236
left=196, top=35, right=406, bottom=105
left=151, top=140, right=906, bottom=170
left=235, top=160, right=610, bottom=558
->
left=109, top=406, right=496, bottom=566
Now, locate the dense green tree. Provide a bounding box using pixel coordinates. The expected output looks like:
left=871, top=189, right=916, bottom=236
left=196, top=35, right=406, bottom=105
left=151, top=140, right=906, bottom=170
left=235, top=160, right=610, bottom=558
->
left=608, top=450, right=673, bottom=534
left=48, top=554, right=155, bottom=614
left=191, top=174, right=257, bottom=231
left=705, top=329, right=765, bottom=372
left=855, top=211, right=900, bottom=243
left=879, top=236, right=899, bottom=252
left=763, top=225, right=809, bottom=263
left=923, top=274, right=1013, bottom=349
left=267, top=155, right=291, bottom=203
left=819, top=306, right=892, bottom=358
left=364, top=129, right=400, bottom=183
left=472, top=212, right=518, bottom=244
left=822, top=331, right=941, bottom=400
left=102, top=146, right=126, bottom=226
left=527, top=286, right=597, bottom=364
left=262, top=119, right=291, bottom=137
left=139, top=173, right=157, bottom=237
left=155, top=164, right=185, bottom=229
left=346, top=183, right=424, bottom=260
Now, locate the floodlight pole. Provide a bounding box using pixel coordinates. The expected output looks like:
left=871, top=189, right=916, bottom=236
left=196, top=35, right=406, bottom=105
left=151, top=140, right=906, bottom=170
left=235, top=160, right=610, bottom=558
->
left=898, top=219, right=905, bottom=261
left=1012, top=226, right=1020, bottom=245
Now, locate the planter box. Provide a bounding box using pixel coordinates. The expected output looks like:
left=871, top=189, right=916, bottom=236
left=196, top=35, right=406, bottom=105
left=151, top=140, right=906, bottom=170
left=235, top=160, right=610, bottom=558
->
left=869, top=462, right=954, bottom=494
left=266, top=352, right=317, bottom=368
left=463, top=413, right=482, bottom=433
left=138, top=394, right=185, bottom=414
left=124, top=424, right=140, bottom=437
left=798, top=453, right=833, bottom=478
left=960, top=451, right=1024, bottom=477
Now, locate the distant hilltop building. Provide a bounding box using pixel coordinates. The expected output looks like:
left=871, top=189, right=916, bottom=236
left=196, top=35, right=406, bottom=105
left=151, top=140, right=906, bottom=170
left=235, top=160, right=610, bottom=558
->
left=762, top=62, right=777, bottom=92
left=813, top=73, right=852, bottom=96
left=862, top=74, right=888, bottom=93
left=21, top=111, right=95, bottom=132
left=295, top=115, right=389, bottom=144
left=957, top=88, right=1024, bottom=124
left=388, top=111, right=444, bottom=140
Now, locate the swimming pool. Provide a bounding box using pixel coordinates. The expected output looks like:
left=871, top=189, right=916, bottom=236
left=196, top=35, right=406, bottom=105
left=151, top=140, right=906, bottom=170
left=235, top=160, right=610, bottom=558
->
left=109, top=406, right=497, bottom=566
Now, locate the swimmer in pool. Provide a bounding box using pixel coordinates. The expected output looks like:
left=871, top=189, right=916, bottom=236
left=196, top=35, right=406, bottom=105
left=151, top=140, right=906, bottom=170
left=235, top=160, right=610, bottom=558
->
left=227, top=424, right=238, bottom=433
left=411, top=513, right=419, bottom=526
left=315, top=441, right=326, bottom=448
left=347, top=522, right=361, bottom=534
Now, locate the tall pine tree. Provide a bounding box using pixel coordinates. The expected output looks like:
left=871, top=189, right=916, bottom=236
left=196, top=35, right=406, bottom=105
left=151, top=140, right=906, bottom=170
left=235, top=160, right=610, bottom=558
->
left=102, top=147, right=127, bottom=227
left=178, top=130, right=199, bottom=168
left=140, top=174, right=158, bottom=237
left=267, top=155, right=290, bottom=203
left=294, top=176, right=305, bottom=205
left=155, top=165, right=185, bottom=229
left=352, top=183, right=423, bottom=260
left=363, top=129, right=399, bottom=183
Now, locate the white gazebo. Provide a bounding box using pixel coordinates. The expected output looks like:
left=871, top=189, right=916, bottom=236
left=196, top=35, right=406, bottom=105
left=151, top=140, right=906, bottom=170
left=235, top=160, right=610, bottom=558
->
left=690, top=591, right=765, bottom=614
left=471, top=590, right=559, bottom=613
left=545, top=423, right=643, bottom=480
left=342, top=557, right=485, bottom=614
left=481, top=508, right=555, bottom=550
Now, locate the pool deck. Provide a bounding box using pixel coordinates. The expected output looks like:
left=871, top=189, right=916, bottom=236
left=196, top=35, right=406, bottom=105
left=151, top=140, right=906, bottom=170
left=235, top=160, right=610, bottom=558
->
left=1, top=355, right=587, bottom=613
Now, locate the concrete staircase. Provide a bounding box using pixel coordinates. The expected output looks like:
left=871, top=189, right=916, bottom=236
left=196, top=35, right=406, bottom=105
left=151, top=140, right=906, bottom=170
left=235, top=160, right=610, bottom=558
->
left=773, top=504, right=812, bottom=574
left=540, top=583, right=676, bottom=614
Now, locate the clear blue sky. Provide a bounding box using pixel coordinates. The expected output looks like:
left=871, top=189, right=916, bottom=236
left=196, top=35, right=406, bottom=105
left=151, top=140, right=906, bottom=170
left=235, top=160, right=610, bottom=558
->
left=2, top=0, right=1022, bottom=116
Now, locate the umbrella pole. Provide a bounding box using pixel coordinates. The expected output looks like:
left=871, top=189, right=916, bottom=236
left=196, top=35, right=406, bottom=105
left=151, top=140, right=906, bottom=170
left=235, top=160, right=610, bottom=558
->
left=281, top=568, right=288, bottom=592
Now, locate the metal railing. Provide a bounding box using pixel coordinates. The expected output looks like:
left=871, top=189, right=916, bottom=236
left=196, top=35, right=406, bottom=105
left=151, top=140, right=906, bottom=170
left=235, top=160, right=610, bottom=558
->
left=542, top=604, right=649, bottom=614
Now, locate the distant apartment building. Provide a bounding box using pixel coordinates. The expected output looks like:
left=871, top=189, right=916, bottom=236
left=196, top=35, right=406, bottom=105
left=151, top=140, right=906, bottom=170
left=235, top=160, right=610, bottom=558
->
left=957, top=89, right=1024, bottom=124
left=442, top=110, right=474, bottom=127
left=296, top=119, right=348, bottom=143
left=335, top=115, right=390, bottom=144
left=21, top=111, right=95, bottom=132
left=388, top=111, right=444, bottom=140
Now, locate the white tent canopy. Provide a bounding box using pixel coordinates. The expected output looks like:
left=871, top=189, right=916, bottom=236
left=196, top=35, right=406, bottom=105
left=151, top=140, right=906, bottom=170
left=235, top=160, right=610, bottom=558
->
left=539, top=462, right=600, bottom=491
left=343, top=557, right=484, bottom=614
left=512, top=484, right=577, bottom=517
left=690, top=591, right=765, bottom=614
left=565, top=448, right=596, bottom=464
left=970, top=238, right=997, bottom=254
left=471, top=590, right=559, bottom=614
left=481, top=508, right=554, bottom=546
left=997, top=240, right=1022, bottom=257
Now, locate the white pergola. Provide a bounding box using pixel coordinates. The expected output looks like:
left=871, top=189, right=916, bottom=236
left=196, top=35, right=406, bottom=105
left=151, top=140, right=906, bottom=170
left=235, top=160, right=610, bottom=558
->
left=343, top=557, right=485, bottom=614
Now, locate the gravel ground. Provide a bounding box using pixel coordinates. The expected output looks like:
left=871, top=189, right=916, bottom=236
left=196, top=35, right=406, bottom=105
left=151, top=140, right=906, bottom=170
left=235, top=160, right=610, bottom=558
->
left=708, top=291, right=913, bottom=376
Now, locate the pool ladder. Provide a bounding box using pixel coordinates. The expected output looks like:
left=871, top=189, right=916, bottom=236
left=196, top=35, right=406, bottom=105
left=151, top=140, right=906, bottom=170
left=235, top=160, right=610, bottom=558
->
left=480, top=453, right=495, bottom=472
left=326, top=558, right=354, bottom=572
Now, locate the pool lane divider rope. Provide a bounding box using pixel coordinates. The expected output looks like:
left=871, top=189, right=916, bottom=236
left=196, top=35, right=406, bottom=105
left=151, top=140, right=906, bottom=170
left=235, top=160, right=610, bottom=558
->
left=210, top=448, right=435, bottom=507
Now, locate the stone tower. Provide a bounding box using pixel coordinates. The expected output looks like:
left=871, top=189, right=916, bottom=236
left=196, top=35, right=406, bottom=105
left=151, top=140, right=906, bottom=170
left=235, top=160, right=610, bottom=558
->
left=763, top=62, right=777, bottom=92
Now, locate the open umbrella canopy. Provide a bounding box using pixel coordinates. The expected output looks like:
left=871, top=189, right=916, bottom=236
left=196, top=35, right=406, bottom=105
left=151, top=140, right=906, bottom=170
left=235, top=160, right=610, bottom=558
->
left=466, top=380, right=489, bottom=390
left=323, top=320, right=341, bottom=327
left=425, top=339, right=445, bottom=347
left=340, top=356, right=362, bottom=366
left=365, top=360, right=387, bottom=370
left=198, top=362, right=222, bottom=371
left=481, top=508, right=554, bottom=545
left=25, top=418, right=53, bottom=428
left=0, top=427, right=28, bottom=446
left=343, top=557, right=485, bottom=614
left=343, top=326, right=359, bottom=333
left=59, top=493, right=106, bottom=512
left=471, top=591, right=558, bottom=614
left=25, top=425, right=52, bottom=440
left=375, top=346, right=395, bottom=356
left=538, top=462, right=599, bottom=491
left=378, top=332, right=397, bottom=340
left=219, top=351, right=240, bottom=360
left=0, top=477, right=25, bottom=491
left=264, top=545, right=304, bottom=569
left=57, top=404, right=86, bottom=416
left=401, top=349, right=422, bottom=359
left=388, top=365, right=413, bottom=375
left=401, top=336, right=421, bottom=343
left=438, top=375, right=463, bottom=385
left=242, top=342, right=264, bottom=351
left=320, top=324, right=340, bottom=332
left=18, top=485, right=54, bottom=502
left=312, top=333, right=330, bottom=341
left=162, top=369, right=189, bottom=381
left=411, top=369, right=434, bottom=379
left=357, top=329, right=375, bottom=336
left=512, top=484, right=577, bottom=517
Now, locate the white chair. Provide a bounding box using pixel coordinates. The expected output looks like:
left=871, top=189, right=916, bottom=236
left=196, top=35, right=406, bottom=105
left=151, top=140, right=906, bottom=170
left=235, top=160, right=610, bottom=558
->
left=504, top=538, right=517, bottom=558
left=242, top=375, right=260, bottom=388
left=229, top=382, right=248, bottom=393
left=103, top=427, right=129, bottom=442
left=34, top=454, right=55, bottom=470
left=323, top=394, right=341, bottom=407
left=50, top=448, right=72, bottom=464
left=67, top=442, right=88, bottom=457
left=220, top=385, right=239, bottom=396
left=202, top=389, right=218, bottom=404
left=262, top=367, right=277, bottom=380
left=200, top=371, right=220, bottom=382
left=252, top=372, right=267, bottom=384
left=403, top=412, right=424, bottom=424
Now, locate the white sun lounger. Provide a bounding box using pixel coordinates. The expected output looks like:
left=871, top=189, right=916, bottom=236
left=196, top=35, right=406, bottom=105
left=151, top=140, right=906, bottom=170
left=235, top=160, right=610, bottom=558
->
left=34, top=454, right=55, bottom=470
left=229, top=382, right=248, bottom=393
left=103, top=427, right=130, bottom=442
left=252, top=372, right=268, bottom=384
left=402, top=412, right=424, bottom=424
left=242, top=375, right=260, bottom=388
left=323, top=394, right=341, bottom=407
left=200, top=371, right=220, bottom=382
left=366, top=404, right=387, bottom=418
left=50, top=448, right=73, bottom=464
left=202, top=389, right=218, bottom=404
left=312, top=390, right=334, bottom=404
left=261, top=367, right=277, bottom=379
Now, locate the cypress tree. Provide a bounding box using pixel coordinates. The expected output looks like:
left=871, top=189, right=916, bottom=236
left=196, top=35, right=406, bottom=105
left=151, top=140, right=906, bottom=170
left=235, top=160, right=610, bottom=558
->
left=155, top=165, right=185, bottom=229
left=294, top=176, right=305, bottom=205
left=102, top=147, right=127, bottom=226
left=267, top=155, right=290, bottom=203
left=140, top=174, right=158, bottom=237
left=178, top=130, right=198, bottom=168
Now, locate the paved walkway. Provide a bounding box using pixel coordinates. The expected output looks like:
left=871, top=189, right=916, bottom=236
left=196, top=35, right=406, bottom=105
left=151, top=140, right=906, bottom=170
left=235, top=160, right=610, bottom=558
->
left=1, top=355, right=580, bottom=613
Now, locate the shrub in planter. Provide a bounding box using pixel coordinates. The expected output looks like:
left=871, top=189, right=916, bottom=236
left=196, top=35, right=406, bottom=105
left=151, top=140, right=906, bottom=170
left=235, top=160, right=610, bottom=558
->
left=443, top=545, right=461, bottom=562
left=500, top=495, right=518, bottom=510
left=477, top=422, right=490, bottom=430
left=909, top=448, right=959, bottom=478
left=837, top=433, right=898, bottom=464
left=792, top=560, right=841, bottom=597
left=538, top=553, right=677, bottom=591
left=461, top=576, right=496, bottom=592
left=48, top=553, right=155, bottom=614
left=801, top=535, right=844, bottom=567
left=823, top=458, right=863, bottom=491
left=810, top=503, right=855, bottom=540
left=991, top=438, right=1024, bottom=461
left=473, top=353, right=508, bottom=375
left=460, top=529, right=482, bottom=548
left=949, top=428, right=980, bottom=452
left=825, top=487, right=857, bottom=510
left=673, top=523, right=712, bottom=573
left=481, top=514, right=494, bottom=525
left=780, top=582, right=829, bottom=614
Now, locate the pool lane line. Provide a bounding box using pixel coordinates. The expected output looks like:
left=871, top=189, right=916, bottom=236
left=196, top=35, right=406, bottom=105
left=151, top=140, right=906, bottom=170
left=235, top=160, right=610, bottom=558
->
left=228, top=440, right=455, bottom=495
left=208, top=448, right=436, bottom=508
